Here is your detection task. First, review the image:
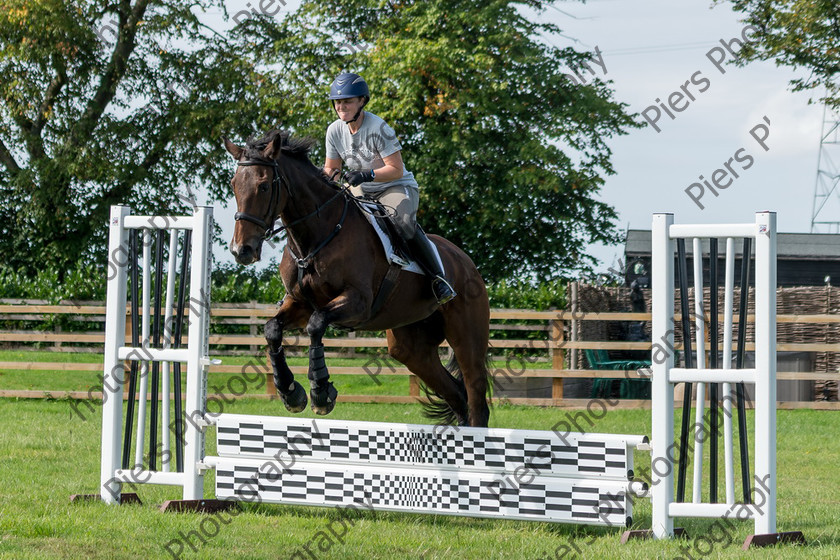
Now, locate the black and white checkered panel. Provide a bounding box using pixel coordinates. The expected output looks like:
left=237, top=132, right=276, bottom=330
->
left=215, top=414, right=642, bottom=481
left=213, top=456, right=633, bottom=527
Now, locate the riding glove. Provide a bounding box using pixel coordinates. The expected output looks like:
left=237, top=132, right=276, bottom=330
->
left=346, top=170, right=375, bottom=186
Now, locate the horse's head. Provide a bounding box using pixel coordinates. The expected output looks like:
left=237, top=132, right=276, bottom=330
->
left=225, top=134, right=287, bottom=265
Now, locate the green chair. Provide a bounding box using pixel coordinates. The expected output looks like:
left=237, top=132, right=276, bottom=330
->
left=585, top=349, right=651, bottom=399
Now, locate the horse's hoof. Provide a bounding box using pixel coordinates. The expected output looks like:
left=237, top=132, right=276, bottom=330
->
left=310, top=383, right=338, bottom=415
left=279, top=381, right=308, bottom=413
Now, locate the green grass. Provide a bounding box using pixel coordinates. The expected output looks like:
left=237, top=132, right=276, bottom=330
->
left=0, top=350, right=414, bottom=395
left=1, top=397, right=839, bottom=559
left=0, top=349, right=552, bottom=397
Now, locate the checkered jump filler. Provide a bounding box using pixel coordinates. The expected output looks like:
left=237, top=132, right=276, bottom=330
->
left=80, top=207, right=803, bottom=548
left=207, top=414, right=648, bottom=527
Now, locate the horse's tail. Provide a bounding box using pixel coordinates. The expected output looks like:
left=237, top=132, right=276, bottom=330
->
left=420, top=354, right=493, bottom=425
left=420, top=355, right=464, bottom=426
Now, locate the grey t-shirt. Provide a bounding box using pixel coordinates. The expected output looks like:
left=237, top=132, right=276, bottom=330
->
left=325, top=112, right=418, bottom=194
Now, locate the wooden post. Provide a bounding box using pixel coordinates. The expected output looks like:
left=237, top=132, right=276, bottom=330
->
left=347, top=331, right=357, bottom=358
left=550, top=318, right=565, bottom=402
left=409, top=375, right=421, bottom=397
left=249, top=300, right=258, bottom=353
left=266, top=355, right=275, bottom=398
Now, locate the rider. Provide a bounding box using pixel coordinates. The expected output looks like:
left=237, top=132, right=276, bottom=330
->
left=323, top=72, right=456, bottom=305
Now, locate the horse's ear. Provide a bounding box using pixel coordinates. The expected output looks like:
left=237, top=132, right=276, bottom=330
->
left=223, top=137, right=243, bottom=160
left=262, top=134, right=284, bottom=160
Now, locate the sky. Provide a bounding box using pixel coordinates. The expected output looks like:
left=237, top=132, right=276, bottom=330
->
left=543, top=0, right=831, bottom=273
left=209, top=0, right=833, bottom=276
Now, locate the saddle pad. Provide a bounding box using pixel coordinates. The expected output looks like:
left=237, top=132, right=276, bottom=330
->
left=358, top=201, right=441, bottom=276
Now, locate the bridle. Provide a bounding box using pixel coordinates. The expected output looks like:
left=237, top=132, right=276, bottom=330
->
left=233, top=156, right=352, bottom=280
left=234, top=157, right=287, bottom=239
left=234, top=156, right=351, bottom=238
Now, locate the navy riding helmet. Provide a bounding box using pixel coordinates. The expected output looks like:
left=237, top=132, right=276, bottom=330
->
left=328, top=73, right=370, bottom=102
left=329, top=73, right=370, bottom=124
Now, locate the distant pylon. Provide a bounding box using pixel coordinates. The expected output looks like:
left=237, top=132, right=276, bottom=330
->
left=811, top=104, right=840, bottom=233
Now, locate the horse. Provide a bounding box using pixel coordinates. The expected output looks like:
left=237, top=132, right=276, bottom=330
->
left=225, top=130, right=491, bottom=427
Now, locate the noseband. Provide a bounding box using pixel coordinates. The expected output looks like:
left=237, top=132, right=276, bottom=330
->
left=234, top=157, right=287, bottom=238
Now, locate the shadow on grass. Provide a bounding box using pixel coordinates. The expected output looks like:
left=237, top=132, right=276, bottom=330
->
left=235, top=500, right=627, bottom=539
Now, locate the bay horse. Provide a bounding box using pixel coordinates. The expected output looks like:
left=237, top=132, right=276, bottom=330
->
left=225, top=130, right=491, bottom=427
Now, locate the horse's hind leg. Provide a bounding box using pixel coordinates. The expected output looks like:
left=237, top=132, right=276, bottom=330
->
left=448, top=339, right=490, bottom=427
left=442, top=307, right=491, bottom=428
left=387, top=320, right=469, bottom=426
left=265, top=297, right=311, bottom=412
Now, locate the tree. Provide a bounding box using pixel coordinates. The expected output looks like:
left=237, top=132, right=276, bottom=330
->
left=259, top=0, right=639, bottom=281
left=721, top=0, right=840, bottom=109
left=1, top=0, right=638, bottom=282
left=0, top=0, right=324, bottom=275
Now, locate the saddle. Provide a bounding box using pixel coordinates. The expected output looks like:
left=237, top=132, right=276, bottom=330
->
left=350, top=196, right=448, bottom=315
left=353, top=197, right=422, bottom=274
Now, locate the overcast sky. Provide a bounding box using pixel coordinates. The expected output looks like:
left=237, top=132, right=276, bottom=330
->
left=211, top=0, right=832, bottom=276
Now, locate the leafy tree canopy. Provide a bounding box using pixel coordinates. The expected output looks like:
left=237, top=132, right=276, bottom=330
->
left=721, top=0, right=840, bottom=108
left=0, top=0, right=638, bottom=282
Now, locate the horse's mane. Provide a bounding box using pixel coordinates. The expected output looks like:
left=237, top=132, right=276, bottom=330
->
left=244, top=129, right=334, bottom=184
left=244, top=129, right=316, bottom=161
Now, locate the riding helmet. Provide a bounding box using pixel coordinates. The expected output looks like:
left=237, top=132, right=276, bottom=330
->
left=328, top=73, right=370, bottom=102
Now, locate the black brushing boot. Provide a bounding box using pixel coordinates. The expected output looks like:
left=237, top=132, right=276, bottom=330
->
left=308, top=345, right=338, bottom=415
left=269, top=349, right=307, bottom=412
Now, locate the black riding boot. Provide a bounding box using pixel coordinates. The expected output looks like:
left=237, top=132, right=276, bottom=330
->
left=408, top=227, right=457, bottom=304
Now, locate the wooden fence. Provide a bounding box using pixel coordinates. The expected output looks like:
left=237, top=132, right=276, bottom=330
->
left=1, top=300, right=839, bottom=408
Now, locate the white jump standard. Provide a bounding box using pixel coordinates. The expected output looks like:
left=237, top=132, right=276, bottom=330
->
left=622, top=212, right=805, bottom=549
left=72, top=205, right=215, bottom=506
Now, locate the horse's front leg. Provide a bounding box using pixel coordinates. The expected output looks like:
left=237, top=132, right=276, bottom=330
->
left=265, top=296, right=312, bottom=413
left=306, top=292, right=370, bottom=415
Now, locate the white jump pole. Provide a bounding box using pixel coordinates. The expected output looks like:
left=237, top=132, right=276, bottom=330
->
left=753, top=211, right=777, bottom=534
left=134, top=230, right=152, bottom=467
left=100, top=206, right=131, bottom=504
left=651, top=212, right=675, bottom=538
left=691, top=237, right=706, bottom=504
left=723, top=237, right=736, bottom=505
left=161, top=230, right=178, bottom=472
left=183, top=206, right=213, bottom=500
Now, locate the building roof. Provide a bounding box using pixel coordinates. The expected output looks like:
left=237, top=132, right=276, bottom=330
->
left=625, top=230, right=840, bottom=261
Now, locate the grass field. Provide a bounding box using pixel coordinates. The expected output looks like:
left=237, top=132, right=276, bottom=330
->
left=0, top=350, right=419, bottom=396
left=2, top=395, right=840, bottom=560
left=2, top=349, right=840, bottom=559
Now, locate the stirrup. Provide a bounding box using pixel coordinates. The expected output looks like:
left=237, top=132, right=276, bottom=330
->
left=432, top=276, right=457, bottom=304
